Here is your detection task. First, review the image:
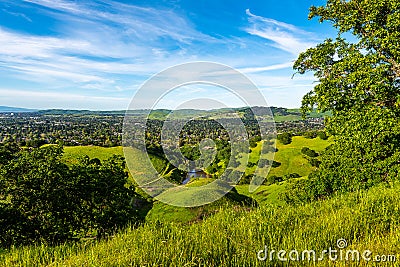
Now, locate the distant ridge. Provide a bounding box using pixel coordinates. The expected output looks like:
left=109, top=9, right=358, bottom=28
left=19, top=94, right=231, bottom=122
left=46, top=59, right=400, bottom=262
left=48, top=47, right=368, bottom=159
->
left=0, top=106, right=330, bottom=121
left=0, top=106, right=37, bottom=113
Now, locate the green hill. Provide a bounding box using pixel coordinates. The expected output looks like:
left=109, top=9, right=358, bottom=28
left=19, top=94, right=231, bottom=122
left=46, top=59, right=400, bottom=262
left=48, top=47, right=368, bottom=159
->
left=2, top=182, right=399, bottom=266
left=235, top=183, right=287, bottom=206
left=61, top=146, right=257, bottom=223
left=234, top=136, right=331, bottom=180
left=146, top=179, right=255, bottom=224
left=60, top=135, right=331, bottom=206
left=3, top=139, right=398, bottom=266
left=62, top=146, right=124, bottom=164
left=269, top=136, right=331, bottom=178
left=58, top=139, right=330, bottom=223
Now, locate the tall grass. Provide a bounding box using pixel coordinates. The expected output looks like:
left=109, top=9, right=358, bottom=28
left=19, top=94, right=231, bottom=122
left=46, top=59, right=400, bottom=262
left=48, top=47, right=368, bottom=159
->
left=1, top=183, right=399, bottom=266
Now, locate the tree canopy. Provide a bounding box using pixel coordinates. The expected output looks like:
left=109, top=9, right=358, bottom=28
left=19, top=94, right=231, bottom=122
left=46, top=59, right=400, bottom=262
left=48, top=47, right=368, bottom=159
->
left=0, top=144, right=139, bottom=247
left=287, top=0, right=400, bottom=202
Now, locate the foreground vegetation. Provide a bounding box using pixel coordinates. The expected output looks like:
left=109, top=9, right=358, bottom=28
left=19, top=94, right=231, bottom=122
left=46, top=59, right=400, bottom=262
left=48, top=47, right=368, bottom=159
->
left=1, top=183, right=399, bottom=266
left=1, top=141, right=397, bottom=266
left=291, top=0, right=400, bottom=201
left=0, top=0, right=399, bottom=265
left=0, top=144, right=141, bottom=247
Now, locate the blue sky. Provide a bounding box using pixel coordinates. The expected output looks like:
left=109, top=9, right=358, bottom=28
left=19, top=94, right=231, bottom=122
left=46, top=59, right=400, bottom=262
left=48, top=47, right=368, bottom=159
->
left=0, top=0, right=336, bottom=110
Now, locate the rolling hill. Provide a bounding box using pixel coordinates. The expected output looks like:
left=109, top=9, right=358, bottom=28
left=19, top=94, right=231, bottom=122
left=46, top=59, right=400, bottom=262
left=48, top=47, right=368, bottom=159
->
left=0, top=106, right=37, bottom=113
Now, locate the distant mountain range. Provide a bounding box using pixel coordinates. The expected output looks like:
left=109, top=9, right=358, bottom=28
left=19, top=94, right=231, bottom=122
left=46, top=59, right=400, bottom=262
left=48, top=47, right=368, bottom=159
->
left=0, top=106, right=330, bottom=121
left=0, top=106, right=38, bottom=113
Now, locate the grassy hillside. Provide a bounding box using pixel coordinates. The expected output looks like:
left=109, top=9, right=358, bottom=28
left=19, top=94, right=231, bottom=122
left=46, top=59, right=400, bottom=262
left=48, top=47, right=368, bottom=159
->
left=2, top=139, right=398, bottom=266
left=235, top=136, right=331, bottom=179
left=271, top=108, right=331, bottom=122
left=60, top=137, right=331, bottom=209
left=235, top=183, right=287, bottom=206
left=62, top=146, right=124, bottom=164
left=2, top=183, right=399, bottom=266
left=63, top=145, right=173, bottom=181
left=58, top=140, right=330, bottom=225
left=62, top=136, right=331, bottom=183
left=269, top=136, right=331, bottom=178
left=146, top=179, right=255, bottom=224
left=60, top=140, right=327, bottom=226
left=61, top=147, right=258, bottom=223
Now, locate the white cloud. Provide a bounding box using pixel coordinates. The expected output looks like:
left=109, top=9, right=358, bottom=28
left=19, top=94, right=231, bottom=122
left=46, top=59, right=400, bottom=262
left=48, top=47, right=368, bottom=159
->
left=245, top=9, right=317, bottom=55
left=239, top=62, right=294, bottom=73
left=0, top=28, right=90, bottom=58
left=0, top=0, right=222, bottom=91
left=1, top=8, right=32, bottom=22
left=0, top=88, right=129, bottom=110
left=0, top=2, right=325, bottom=109
left=23, top=0, right=82, bottom=14
left=24, top=0, right=215, bottom=45
left=6, top=64, right=113, bottom=84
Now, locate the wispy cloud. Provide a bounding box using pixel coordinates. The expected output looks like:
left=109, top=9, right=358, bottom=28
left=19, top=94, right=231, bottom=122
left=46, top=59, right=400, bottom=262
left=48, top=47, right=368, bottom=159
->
left=239, top=62, right=294, bottom=74
left=0, top=88, right=129, bottom=110
left=0, top=28, right=89, bottom=57
left=1, top=8, right=32, bottom=22
left=0, top=0, right=220, bottom=91
left=24, top=0, right=215, bottom=45
left=0, top=1, right=326, bottom=109
left=0, top=28, right=118, bottom=87
left=244, top=9, right=316, bottom=55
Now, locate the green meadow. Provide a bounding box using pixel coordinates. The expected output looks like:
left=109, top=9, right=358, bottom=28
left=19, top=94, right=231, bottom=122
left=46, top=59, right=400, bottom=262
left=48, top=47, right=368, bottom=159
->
left=62, top=135, right=331, bottom=183
left=269, top=136, right=331, bottom=178
left=3, top=138, right=397, bottom=266
left=236, top=136, right=331, bottom=178
left=61, top=137, right=330, bottom=222
left=62, top=146, right=124, bottom=164
left=235, top=183, right=287, bottom=206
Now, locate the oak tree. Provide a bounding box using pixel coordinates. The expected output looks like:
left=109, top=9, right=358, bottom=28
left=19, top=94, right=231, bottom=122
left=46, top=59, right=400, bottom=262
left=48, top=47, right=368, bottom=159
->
left=290, top=0, right=400, bottom=200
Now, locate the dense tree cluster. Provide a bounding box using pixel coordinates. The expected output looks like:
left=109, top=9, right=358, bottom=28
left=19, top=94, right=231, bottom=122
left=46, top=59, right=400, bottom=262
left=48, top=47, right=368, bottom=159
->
left=301, top=147, right=318, bottom=158
left=285, top=0, right=400, bottom=203
left=0, top=144, right=140, bottom=247
left=277, top=132, right=292, bottom=145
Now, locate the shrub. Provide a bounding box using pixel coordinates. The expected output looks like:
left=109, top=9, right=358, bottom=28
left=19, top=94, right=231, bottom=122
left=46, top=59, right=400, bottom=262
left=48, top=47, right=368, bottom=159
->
left=317, top=131, right=328, bottom=140
left=266, top=175, right=283, bottom=185
left=247, top=162, right=257, bottom=168
left=277, top=132, right=292, bottom=145
left=301, top=147, right=318, bottom=157
left=309, top=158, right=321, bottom=167
left=303, top=131, right=317, bottom=139
left=271, top=161, right=281, bottom=168
left=283, top=173, right=301, bottom=180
